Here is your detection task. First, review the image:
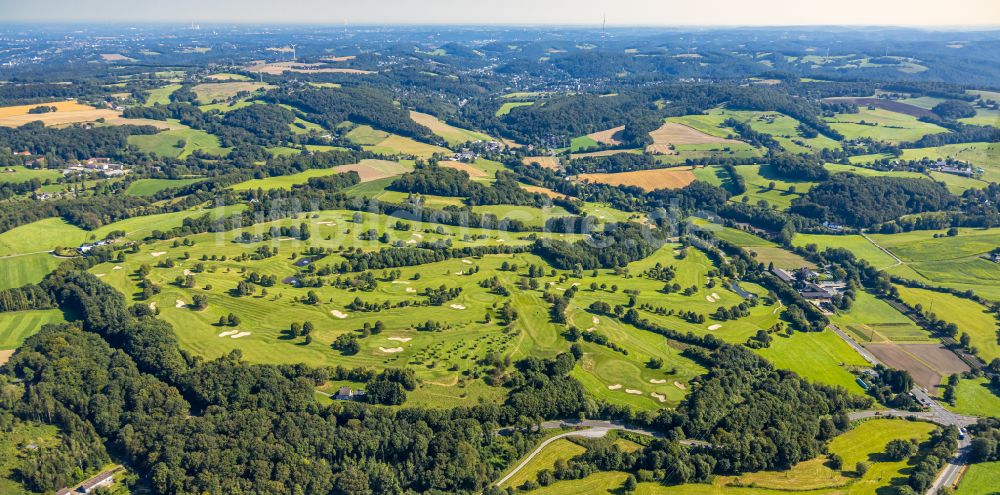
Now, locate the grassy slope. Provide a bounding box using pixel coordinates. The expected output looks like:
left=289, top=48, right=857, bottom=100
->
left=125, top=178, right=205, bottom=196
left=826, top=107, right=949, bottom=143
left=895, top=285, right=999, bottom=362
left=945, top=378, right=1000, bottom=418
left=128, top=123, right=230, bottom=158
left=0, top=309, right=68, bottom=350
left=500, top=438, right=586, bottom=489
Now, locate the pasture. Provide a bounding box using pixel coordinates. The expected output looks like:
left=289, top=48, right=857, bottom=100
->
left=825, top=107, right=949, bottom=143
left=127, top=124, right=230, bottom=158
left=409, top=111, right=492, bottom=146
left=830, top=291, right=928, bottom=343
left=125, top=178, right=205, bottom=196
left=946, top=377, right=1000, bottom=418
left=496, top=101, right=534, bottom=117
left=144, top=84, right=181, bottom=105
left=499, top=438, right=586, bottom=489
left=576, top=166, right=696, bottom=191
left=792, top=233, right=899, bottom=270
left=956, top=461, right=1000, bottom=495
left=0, top=165, right=61, bottom=184
left=731, top=164, right=814, bottom=210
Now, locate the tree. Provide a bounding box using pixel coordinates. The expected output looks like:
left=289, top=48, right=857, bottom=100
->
left=960, top=332, right=971, bottom=348
left=884, top=439, right=917, bottom=461
left=227, top=313, right=240, bottom=326
left=855, top=461, right=869, bottom=476
left=623, top=474, right=637, bottom=493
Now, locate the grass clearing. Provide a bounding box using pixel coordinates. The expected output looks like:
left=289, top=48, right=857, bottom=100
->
left=946, top=377, right=1000, bottom=418
left=500, top=438, right=586, bottom=489
left=756, top=329, right=869, bottom=392
left=0, top=309, right=69, bottom=350
left=826, top=107, right=950, bottom=143
left=895, top=285, right=999, bottom=362
left=127, top=123, right=230, bottom=158
left=125, top=178, right=205, bottom=196
left=409, top=111, right=492, bottom=146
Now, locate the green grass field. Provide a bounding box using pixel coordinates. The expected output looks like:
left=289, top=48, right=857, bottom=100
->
left=0, top=166, right=61, bottom=184
left=826, top=107, right=950, bottom=143
left=128, top=123, right=231, bottom=158
left=500, top=438, right=586, bottom=489
left=190, top=82, right=271, bottom=103
left=792, top=233, right=899, bottom=270
left=0, top=252, right=65, bottom=290
left=497, top=101, right=534, bottom=117
left=0, top=421, right=61, bottom=495
left=230, top=160, right=413, bottom=191
left=409, top=111, right=492, bottom=146
left=895, top=285, right=1000, bottom=362
left=125, top=178, right=205, bottom=196
left=757, top=329, right=869, bottom=392
left=520, top=419, right=936, bottom=495
left=570, top=135, right=600, bottom=152
left=830, top=291, right=928, bottom=343
left=731, top=164, right=814, bottom=210
left=693, top=109, right=841, bottom=153
left=144, top=84, right=181, bottom=106
left=945, top=377, right=1000, bottom=418
left=956, top=461, right=1000, bottom=495
left=0, top=309, right=68, bottom=350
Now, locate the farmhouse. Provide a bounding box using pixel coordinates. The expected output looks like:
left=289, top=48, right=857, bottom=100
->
left=56, top=468, right=118, bottom=494
left=334, top=386, right=365, bottom=401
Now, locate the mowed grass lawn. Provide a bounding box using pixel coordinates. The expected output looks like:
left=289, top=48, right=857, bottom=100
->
left=144, top=84, right=181, bottom=105
left=731, top=164, right=814, bottom=210
left=830, top=291, right=928, bottom=343
left=128, top=124, right=230, bottom=158
left=895, top=285, right=1000, bottom=362
left=956, top=461, right=1000, bottom=495
left=756, top=329, right=869, bottom=393
left=520, top=419, right=935, bottom=495
left=500, top=438, right=586, bottom=489
left=792, top=233, right=898, bottom=270
left=0, top=166, right=62, bottom=184
left=125, top=178, right=205, bottom=196
left=946, top=378, right=1000, bottom=418
left=0, top=253, right=65, bottom=290
left=0, top=309, right=68, bottom=350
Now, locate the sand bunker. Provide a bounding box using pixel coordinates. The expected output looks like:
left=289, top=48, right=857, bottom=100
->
left=711, top=292, right=720, bottom=300
left=706, top=296, right=714, bottom=302
left=608, top=384, right=623, bottom=390
left=149, top=302, right=157, bottom=311
left=649, top=378, right=667, bottom=384
left=331, top=310, right=348, bottom=319
left=95, top=273, right=105, bottom=278
left=113, top=265, right=123, bottom=270
left=586, top=327, right=596, bottom=332
left=316, top=221, right=336, bottom=226
left=707, top=324, right=722, bottom=331
left=391, top=280, right=410, bottom=284
left=405, top=239, right=417, bottom=244
left=231, top=332, right=251, bottom=339
left=183, top=269, right=192, bottom=276
left=461, top=259, right=472, bottom=264
left=151, top=252, right=166, bottom=257
left=378, top=346, right=404, bottom=353
left=218, top=330, right=238, bottom=337
left=412, top=233, right=423, bottom=238
left=175, top=299, right=186, bottom=308
left=674, top=381, right=687, bottom=390
left=406, top=287, right=416, bottom=293
left=651, top=392, right=667, bottom=403
left=449, top=304, right=466, bottom=310
left=387, top=337, right=412, bottom=343
left=625, top=389, right=643, bottom=395
left=592, top=316, right=600, bottom=325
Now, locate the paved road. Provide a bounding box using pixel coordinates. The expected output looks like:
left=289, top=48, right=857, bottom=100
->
left=927, top=436, right=972, bottom=495
left=494, top=425, right=613, bottom=487
left=828, top=323, right=879, bottom=366
left=847, top=409, right=978, bottom=428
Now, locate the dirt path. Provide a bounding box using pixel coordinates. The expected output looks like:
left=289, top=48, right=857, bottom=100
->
left=861, top=232, right=903, bottom=270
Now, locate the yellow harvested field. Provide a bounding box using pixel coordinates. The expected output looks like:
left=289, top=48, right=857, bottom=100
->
left=331, top=159, right=413, bottom=182
left=520, top=184, right=570, bottom=199
left=570, top=149, right=638, bottom=159
left=646, top=121, right=741, bottom=154
left=440, top=160, right=488, bottom=178
left=522, top=156, right=560, bottom=170
left=587, top=125, right=624, bottom=145
left=247, top=61, right=374, bottom=75
left=191, top=82, right=271, bottom=103
left=322, top=55, right=357, bottom=62
left=577, top=166, right=697, bottom=191
left=0, top=101, right=120, bottom=127
left=100, top=53, right=134, bottom=61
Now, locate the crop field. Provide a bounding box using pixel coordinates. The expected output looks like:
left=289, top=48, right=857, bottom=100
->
left=830, top=291, right=928, bottom=343
left=895, top=285, right=1000, bottom=363
left=576, top=166, right=696, bottom=191
left=520, top=419, right=935, bottom=495
left=946, top=377, right=1000, bottom=418
left=350, top=127, right=450, bottom=158
left=956, top=461, right=1000, bottom=495
left=584, top=125, right=624, bottom=146
left=191, top=82, right=271, bottom=103
left=409, top=111, right=492, bottom=146
left=0, top=309, right=69, bottom=350
left=499, top=438, right=586, bottom=489
left=125, top=178, right=205, bottom=196
left=439, top=158, right=505, bottom=181
left=0, top=100, right=122, bottom=127
left=731, top=164, right=814, bottom=210
left=496, top=101, right=534, bottom=116
left=523, top=156, right=561, bottom=170
left=0, top=165, right=60, bottom=186
left=230, top=160, right=413, bottom=191
left=128, top=123, right=231, bottom=158
left=825, top=107, right=949, bottom=143
left=247, top=61, right=375, bottom=75
left=206, top=72, right=252, bottom=81
left=867, top=342, right=970, bottom=392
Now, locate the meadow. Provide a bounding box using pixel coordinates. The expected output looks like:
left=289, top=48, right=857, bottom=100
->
left=520, top=419, right=936, bottom=495
left=125, top=178, right=206, bottom=196
left=127, top=123, right=231, bottom=158
left=409, top=111, right=492, bottom=146
left=0, top=165, right=62, bottom=184
left=825, top=107, right=949, bottom=143
left=945, top=377, right=1000, bottom=418
left=144, top=84, right=181, bottom=105
left=756, top=329, right=870, bottom=392
left=792, top=233, right=898, bottom=270
left=829, top=291, right=928, bottom=343
left=0, top=309, right=68, bottom=350
left=191, top=82, right=271, bottom=103
left=679, top=109, right=839, bottom=153
left=956, top=461, right=1000, bottom=495
left=499, top=438, right=587, bottom=489
left=731, top=164, right=814, bottom=210
left=496, top=101, right=534, bottom=117
left=345, top=124, right=450, bottom=159
left=229, top=160, right=413, bottom=191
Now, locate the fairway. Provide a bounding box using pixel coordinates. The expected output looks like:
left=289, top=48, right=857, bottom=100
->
left=0, top=252, right=64, bottom=290
left=756, top=329, right=869, bottom=392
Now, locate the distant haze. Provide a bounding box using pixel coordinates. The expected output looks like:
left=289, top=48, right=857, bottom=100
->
left=1, top=0, right=998, bottom=27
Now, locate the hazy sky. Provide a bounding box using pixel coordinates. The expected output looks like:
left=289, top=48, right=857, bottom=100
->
left=1, top=0, right=998, bottom=26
